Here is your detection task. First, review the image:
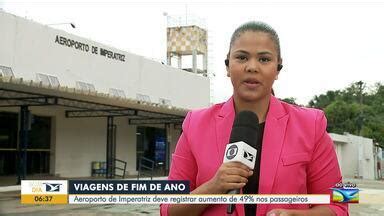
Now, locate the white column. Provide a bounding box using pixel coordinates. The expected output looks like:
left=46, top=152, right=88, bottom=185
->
left=167, top=53, right=171, bottom=66
left=203, top=53, right=208, bottom=75
left=177, top=55, right=182, bottom=69
left=192, top=49, right=197, bottom=73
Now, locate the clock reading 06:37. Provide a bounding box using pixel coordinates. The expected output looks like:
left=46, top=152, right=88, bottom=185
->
left=34, top=195, right=53, bottom=202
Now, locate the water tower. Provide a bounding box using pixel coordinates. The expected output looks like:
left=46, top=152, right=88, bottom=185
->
left=166, top=15, right=208, bottom=76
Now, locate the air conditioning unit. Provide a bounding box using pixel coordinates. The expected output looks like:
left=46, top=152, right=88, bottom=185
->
left=0, top=66, right=14, bottom=77
left=159, top=98, right=171, bottom=106
left=109, top=88, right=126, bottom=98
left=136, top=93, right=151, bottom=103
left=76, top=81, right=96, bottom=92
left=36, top=73, right=60, bottom=87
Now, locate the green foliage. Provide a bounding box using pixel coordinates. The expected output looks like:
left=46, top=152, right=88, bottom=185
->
left=308, top=81, right=384, bottom=148
left=324, top=101, right=359, bottom=134
left=281, top=97, right=298, bottom=105
left=308, top=90, right=342, bottom=108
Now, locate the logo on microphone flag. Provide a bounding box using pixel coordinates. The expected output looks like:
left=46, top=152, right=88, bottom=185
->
left=243, top=151, right=254, bottom=162
left=226, top=145, right=238, bottom=160
left=223, top=141, right=257, bottom=169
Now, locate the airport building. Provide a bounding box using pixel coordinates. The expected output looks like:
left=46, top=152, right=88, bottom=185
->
left=331, top=133, right=383, bottom=180
left=0, top=11, right=210, bottom=185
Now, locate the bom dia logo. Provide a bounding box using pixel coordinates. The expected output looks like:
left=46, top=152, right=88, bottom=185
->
left=331, top=182, right=359, bottom=203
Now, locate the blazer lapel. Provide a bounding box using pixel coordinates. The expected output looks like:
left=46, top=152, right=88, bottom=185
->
left=215, top=97, right=235, bottom=165
left=257, top=96, right=289, bottom=214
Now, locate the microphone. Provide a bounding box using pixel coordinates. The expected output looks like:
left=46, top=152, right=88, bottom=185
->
left=223, top=110, right=259, bottom=214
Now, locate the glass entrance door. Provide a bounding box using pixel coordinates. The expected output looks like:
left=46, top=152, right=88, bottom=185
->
left=0, top=112, right=51, bottom=176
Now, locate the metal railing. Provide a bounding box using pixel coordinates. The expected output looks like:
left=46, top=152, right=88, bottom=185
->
left=137, top=156, right=155, bottom=180
left=91, top=158, right=127, bottom=179
left=114, top=158, right=127, bottom=179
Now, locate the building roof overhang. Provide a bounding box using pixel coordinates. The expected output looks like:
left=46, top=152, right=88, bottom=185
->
left=0, top=76, right=188, bottom=125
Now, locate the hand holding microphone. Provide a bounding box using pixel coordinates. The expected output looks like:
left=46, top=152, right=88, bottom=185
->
left=206, top=161, right=253, bottom=194
left=224, top=110, right=259, bottom=214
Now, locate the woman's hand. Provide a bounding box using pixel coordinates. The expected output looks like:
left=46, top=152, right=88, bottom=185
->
left=205, top=161, right=253, bottom=194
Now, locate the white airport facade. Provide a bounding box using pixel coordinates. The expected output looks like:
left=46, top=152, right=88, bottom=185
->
left=0, top=11, right=210, bottom=183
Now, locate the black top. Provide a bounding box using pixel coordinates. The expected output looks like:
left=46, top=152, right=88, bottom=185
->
left=243, top=122, right=265, bottom=216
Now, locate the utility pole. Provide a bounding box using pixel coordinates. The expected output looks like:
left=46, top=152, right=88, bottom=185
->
left=357, top=81, right=364, bottom=136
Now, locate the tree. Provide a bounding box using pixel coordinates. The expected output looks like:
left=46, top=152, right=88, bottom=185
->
left=324, top=100, right=360, bottom=134
left=308, top=90, right=342, bottom=109
left=281, top=97, right=298, bottom=105
left=308, top=82, right=384, bottom=148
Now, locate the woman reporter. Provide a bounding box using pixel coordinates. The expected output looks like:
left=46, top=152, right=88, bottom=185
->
left=160, top=21, right=348, bottom=216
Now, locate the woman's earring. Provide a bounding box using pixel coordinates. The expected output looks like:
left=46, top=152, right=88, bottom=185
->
left=224, top=59, right=229, bottom=67
left=277, top=64, right=283, bottom=71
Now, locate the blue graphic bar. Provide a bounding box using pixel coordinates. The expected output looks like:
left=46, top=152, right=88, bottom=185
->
left=68, top=180, right=190, bottom=194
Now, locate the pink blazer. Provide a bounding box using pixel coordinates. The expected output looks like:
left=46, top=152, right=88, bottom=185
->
left=161, top=96, right=348, bottom=216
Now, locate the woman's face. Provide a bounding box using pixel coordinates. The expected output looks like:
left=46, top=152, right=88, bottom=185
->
left=227, top=31, right=280, bottom=103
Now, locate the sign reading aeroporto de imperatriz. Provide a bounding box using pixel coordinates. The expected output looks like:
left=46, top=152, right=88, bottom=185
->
left=54, top=35, right=126, bottom=62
